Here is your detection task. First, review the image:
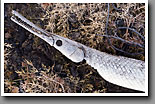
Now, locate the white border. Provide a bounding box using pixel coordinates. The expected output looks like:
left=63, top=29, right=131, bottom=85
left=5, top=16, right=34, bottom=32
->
left=1, top=0, right=148, bottom=96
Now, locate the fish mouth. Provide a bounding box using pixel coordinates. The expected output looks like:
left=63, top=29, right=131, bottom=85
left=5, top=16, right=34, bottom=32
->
left=11, top=10, right=55, bottom=46
left=11, top=10, right=47, bottom=35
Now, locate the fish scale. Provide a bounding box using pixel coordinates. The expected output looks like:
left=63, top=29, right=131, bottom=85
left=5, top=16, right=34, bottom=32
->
left=84, top=47, right=145, bottom=91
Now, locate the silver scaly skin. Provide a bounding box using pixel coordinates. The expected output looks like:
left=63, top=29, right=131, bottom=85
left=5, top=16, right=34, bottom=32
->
left=11, top=10, right=145, bottom=92
left=84, top=47, right=145, bottom=91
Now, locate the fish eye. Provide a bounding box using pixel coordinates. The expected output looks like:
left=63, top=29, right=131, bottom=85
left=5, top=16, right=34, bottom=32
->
left=56, top=40, right=62, bottom=46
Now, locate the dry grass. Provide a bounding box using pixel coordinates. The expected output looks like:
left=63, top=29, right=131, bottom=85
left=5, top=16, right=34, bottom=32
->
left=4, top=3, right=145, bottom=93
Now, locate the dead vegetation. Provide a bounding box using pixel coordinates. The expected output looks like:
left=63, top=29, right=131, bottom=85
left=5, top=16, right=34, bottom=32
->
left=4, top=3, right=145, bottom=93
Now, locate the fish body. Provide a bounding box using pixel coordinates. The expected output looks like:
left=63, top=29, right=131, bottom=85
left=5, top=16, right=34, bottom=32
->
left=84, top=47, right=145, bottom=91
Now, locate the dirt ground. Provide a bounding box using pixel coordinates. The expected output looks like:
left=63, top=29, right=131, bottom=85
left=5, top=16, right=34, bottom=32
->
left=4, top=3, right=145, bottom=93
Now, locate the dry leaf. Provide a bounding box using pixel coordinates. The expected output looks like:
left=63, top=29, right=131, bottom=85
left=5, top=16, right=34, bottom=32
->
left=11, top=86, right=19, bottom=93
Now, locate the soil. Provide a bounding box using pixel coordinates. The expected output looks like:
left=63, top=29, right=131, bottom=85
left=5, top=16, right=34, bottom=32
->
left=4, top=3, right=145, bottom=93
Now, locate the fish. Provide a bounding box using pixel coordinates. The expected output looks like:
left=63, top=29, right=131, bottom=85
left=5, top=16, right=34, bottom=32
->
left=11, top=10, right=145, bottom=92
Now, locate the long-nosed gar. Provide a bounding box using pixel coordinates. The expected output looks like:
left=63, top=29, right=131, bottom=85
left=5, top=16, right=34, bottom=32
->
left=10, top=10, right=145, bottom=92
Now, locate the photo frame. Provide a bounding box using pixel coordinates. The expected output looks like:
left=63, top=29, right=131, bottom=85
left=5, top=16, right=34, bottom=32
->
left=1, top=0, right=148, bottom=96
